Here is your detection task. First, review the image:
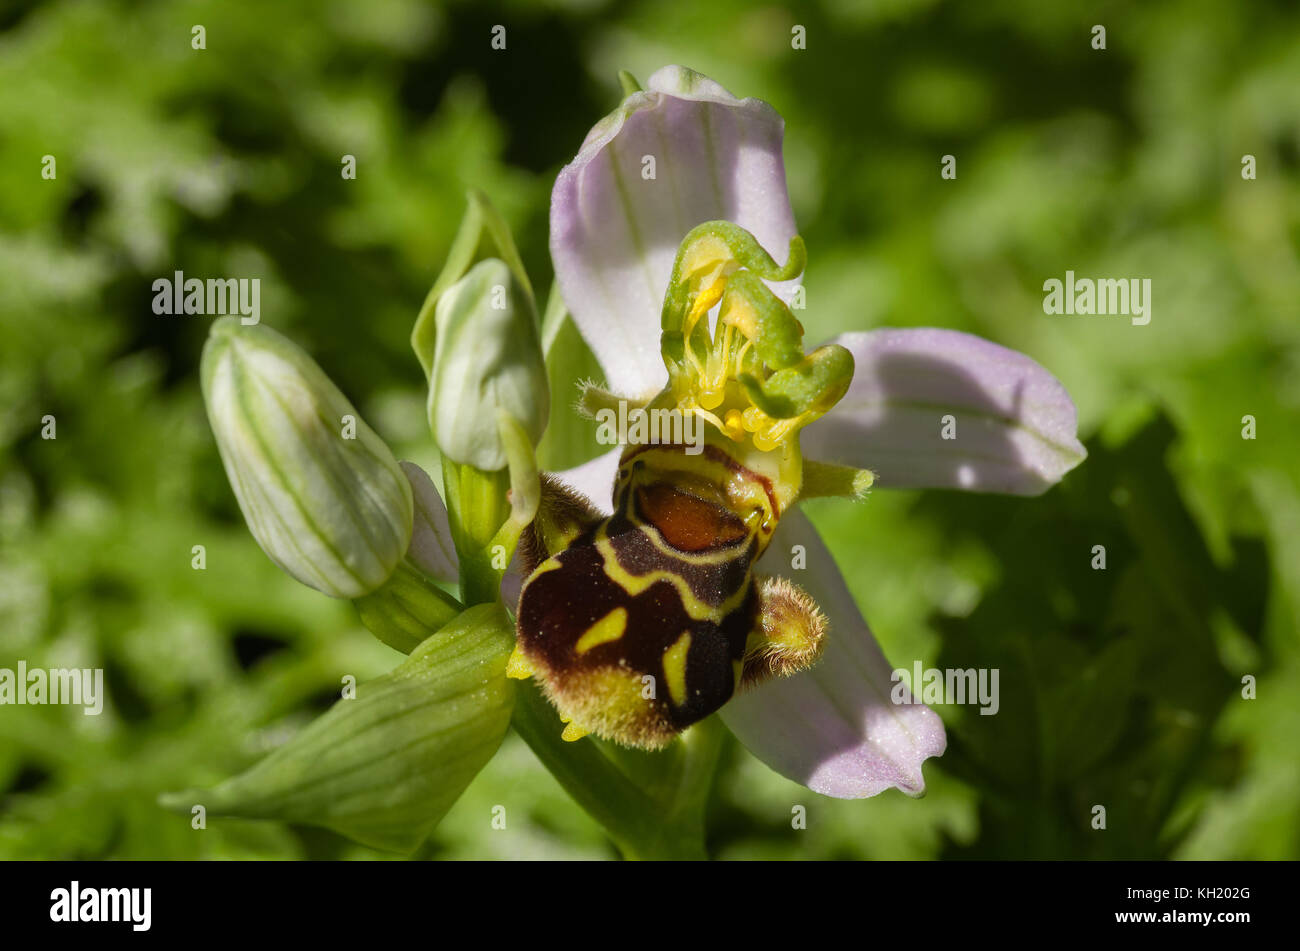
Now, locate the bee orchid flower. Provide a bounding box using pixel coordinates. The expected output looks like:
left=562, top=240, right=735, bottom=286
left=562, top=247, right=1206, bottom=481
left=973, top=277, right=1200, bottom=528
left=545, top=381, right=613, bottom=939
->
left=528, top=65, right=1087, bottom=798
left=180, top=65, right=1087, bottom=858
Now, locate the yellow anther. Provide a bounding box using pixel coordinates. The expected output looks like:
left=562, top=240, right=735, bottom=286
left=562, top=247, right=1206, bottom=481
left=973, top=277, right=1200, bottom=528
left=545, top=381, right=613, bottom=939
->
left=684, top=280, right=725, bottom=342
left=697, top=384, right=725, bottom=411
left=741, top=405, right=766, bottom=433
left=658, top=223, right=849, bottom=463
left=752, top=416, right=803, bottom=452
left=723, top=409, right=746, bottom=441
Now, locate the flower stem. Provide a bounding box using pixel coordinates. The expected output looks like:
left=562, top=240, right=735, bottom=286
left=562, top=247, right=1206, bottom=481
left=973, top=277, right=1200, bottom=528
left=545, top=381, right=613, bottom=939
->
left=441, top=456, right=511, bottom=606
left=510, top=680, right=723, bottom=860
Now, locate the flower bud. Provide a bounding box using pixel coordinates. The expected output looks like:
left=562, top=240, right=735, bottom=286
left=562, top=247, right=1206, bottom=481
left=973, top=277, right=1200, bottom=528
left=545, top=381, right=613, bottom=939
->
left=428, top=258, right=549, bottom=471
left=201, top=318, right=413, bottom=598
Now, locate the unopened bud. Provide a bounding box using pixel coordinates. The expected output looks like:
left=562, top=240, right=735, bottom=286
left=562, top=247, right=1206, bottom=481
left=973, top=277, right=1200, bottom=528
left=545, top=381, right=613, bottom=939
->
left=428, top=258, right=549, bottom=470
left=201, top=318, right=413, bottom=598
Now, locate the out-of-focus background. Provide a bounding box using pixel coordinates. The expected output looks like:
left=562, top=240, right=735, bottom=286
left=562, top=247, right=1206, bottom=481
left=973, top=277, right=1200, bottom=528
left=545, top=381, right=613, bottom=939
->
left=1, top=0, right=1297, bottom=859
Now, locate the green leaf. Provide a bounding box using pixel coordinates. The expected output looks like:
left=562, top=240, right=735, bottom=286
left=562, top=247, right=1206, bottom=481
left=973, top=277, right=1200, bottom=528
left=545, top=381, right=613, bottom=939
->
left=160, top=604, right=515, bottom=853
left=1039, top=636, right=1139, bottom=783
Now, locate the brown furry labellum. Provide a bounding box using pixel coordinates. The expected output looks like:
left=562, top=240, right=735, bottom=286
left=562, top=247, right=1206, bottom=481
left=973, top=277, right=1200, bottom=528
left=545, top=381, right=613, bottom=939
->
left=509, top=445, right=828, bottom=749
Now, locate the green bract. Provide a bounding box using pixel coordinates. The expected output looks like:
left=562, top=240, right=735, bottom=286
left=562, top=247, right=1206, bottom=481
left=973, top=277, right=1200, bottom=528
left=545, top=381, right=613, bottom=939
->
left=201, top=318, right=413, bottom=599
left=427, top=258, right=549, bottom=471
left=161, top=604, right=517, bottom=854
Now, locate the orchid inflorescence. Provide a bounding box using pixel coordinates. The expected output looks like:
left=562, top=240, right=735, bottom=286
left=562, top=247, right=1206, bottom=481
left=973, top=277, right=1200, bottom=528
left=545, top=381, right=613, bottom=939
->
left=173, top=65, right=1085, bottom=858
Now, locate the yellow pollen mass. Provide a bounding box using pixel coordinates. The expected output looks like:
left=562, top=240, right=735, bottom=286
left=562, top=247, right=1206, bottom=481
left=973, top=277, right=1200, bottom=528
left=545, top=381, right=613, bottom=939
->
left=723, top=409, right=746, bottom=441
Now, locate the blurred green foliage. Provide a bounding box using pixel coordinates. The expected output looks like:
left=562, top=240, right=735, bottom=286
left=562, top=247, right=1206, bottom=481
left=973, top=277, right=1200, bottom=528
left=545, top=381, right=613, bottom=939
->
left=1, top=0, right=1297, bottom=859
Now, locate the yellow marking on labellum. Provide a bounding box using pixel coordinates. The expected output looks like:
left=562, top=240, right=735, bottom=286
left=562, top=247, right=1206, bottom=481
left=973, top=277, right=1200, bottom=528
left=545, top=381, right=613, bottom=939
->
left=506, top=645, right=534, bottom=680
left=594, top=530, right=749, bottom=621
left=622, top=443, right=743, bottom=492
left=529, top=557, right=564, bottom=578
left=574, top=606, right=628, bottom=655
left=662, top=632, right=692, bottom=707
left=633, top=520, right=750, bottom=569
left=617, top=443, right=779, bottom=530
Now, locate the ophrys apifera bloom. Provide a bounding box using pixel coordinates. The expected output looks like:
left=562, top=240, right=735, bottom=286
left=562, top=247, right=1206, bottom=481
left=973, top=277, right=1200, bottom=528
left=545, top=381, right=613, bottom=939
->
left=504, top=66, right=1086, bottom=798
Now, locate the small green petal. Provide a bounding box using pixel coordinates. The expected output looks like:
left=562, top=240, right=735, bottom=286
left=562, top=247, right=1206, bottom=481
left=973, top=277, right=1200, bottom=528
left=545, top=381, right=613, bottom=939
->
left=617, top=69, right=643, bottom=96
left=740, top=343, right=855, bottom=420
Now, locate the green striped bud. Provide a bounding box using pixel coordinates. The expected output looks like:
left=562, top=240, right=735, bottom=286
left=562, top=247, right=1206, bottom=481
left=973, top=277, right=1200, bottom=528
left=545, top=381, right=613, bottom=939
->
left=201, top=318, right=413, bottom=598
left=428, top=258, right=549, bottom=471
